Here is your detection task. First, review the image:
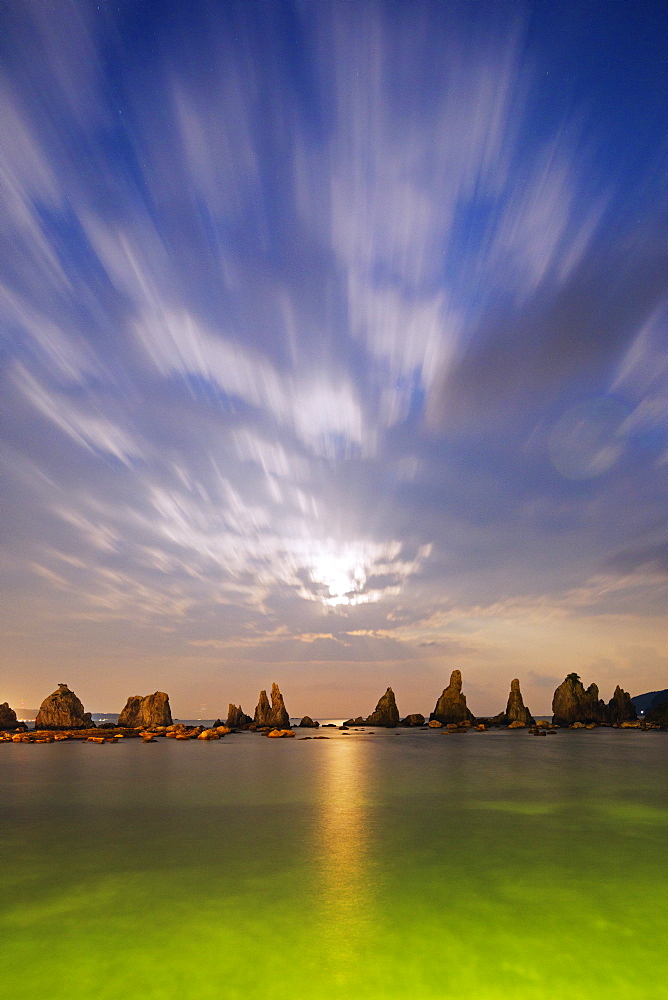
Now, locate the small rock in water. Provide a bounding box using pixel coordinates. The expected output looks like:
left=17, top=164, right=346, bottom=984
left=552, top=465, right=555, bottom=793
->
left=401, top=713, right=426, bottom=727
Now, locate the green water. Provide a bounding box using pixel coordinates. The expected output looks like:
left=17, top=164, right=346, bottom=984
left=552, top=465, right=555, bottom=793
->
left=1, top=729, right=666, bottom=998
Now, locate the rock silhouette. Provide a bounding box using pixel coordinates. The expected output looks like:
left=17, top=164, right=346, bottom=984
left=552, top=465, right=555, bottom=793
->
left=431, top=670, right=475, bottom=725
left=607, top=686, right=636, bottom=723
left=298, top=716, right=319, bottom=728
left=401, top=713, right=426, bottom=727
left=0, top=702, right=19, bottom=730
left=552, top=674, right=609, bottom=725
left=502, top=679, right=535, bottom=726
left=118, top=692, right=172, bottom=728
left=34, top=683, right=90, bottom=730
left=254, top=683, right=290, bottom=729
left=364, top=687, right=400, bottom=727
left=225, top=704, right=253, bottom=728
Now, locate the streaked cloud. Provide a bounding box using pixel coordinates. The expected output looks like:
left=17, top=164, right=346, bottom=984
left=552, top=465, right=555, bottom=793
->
left=1, top=0, right=665, bottom=714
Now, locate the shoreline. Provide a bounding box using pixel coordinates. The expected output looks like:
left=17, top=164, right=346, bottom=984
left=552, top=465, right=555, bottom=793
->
left=2, top=718, right=666, bottom=744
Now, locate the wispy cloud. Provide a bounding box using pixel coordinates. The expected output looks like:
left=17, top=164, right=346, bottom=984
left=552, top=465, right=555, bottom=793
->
left=1, top=0, right=665, bottom=712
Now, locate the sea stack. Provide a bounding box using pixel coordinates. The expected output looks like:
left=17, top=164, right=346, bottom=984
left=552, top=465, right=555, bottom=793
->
left=364, top=687, right=400, bottom=727
left=502, top=678, right=535, bottom=726
left=552, top=674, right=609, bottom=725
left=607, top=686, right=636, bottom=723
left=431, top=670, right=475, bottom=725
left=254, top=683, right=290, bottom=729
left=34, top=683, right=90, bottom=730
left=118, top=692, right=172, bottom=728
left=0, top=702, right=20, bottom=730
left=226, top=704, right=253, bottom=728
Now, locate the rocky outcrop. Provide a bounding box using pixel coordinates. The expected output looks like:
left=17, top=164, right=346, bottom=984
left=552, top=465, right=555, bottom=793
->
left=254, top=690, right=271, bottom=726
left=502, top=678, right=535, bottom=726
left=401, top=713, right=426, bottom=727
left=34, top=684, right=90, bottom=730
left=552, top=674, right=609, bottom=725
left=298, top=716, right=319, bottom=728
left=0, top=702, right=19, bottom=730
left=364, top=687, right=400, bottom=727
left=607, top=686, right=636, bottom=723
left=430, top=670, right=475, bottom=725
left=118, top=692, right=172, bottom=728
left=226, top=704, right=253, bottom=728
left=254, top=683, right=290, bottom=729
left=343, top=716, right=366, bottom=726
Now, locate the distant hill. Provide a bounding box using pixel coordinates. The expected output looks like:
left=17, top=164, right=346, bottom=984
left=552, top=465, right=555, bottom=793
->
left=645, top=701, right=668, bottom=725
left=632, top=689, right=668, bottom=715
left=92, top=713, right=119, bottom=722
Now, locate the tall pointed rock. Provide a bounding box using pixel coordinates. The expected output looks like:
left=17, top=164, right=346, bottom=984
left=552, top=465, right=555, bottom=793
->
left=269, top=682, right=290, bottom=728
left=254, top=690, right=271, bottom=726
left=226, top=704, right=253, bottom=728
left=254, top=683, right=290, bottom=728
left=607, top=686, right=636, bottom=723
left=364, top=687, right=400, bottom=727
left=430, top=670, right=475, bottom=725
left=503, top=678, right=535, bottom=726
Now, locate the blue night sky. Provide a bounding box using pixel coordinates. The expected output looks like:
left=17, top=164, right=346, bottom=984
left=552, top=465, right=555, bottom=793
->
left=2, top=0, right=666, bottom=718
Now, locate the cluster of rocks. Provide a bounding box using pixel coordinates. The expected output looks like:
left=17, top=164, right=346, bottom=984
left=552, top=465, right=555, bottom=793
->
left=253, top=683, right=290, bottom=728
left=3, top=674, right=666, bottom=744
left=552, top=674, right=637, bottom=726
left=211, top=685, right=315, bottom=733
left=341, top=672, right=532, bottom=729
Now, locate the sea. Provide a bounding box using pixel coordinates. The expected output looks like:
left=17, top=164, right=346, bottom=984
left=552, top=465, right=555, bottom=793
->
left=1, top=724, right=666, bottom=999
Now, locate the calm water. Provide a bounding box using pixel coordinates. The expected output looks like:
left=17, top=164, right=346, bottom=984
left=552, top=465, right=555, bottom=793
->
left=1, top=728, right=666, bottom=999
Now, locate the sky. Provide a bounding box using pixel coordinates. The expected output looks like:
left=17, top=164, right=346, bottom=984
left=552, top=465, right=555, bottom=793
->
left=2, top=0, right=666, bottom=719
